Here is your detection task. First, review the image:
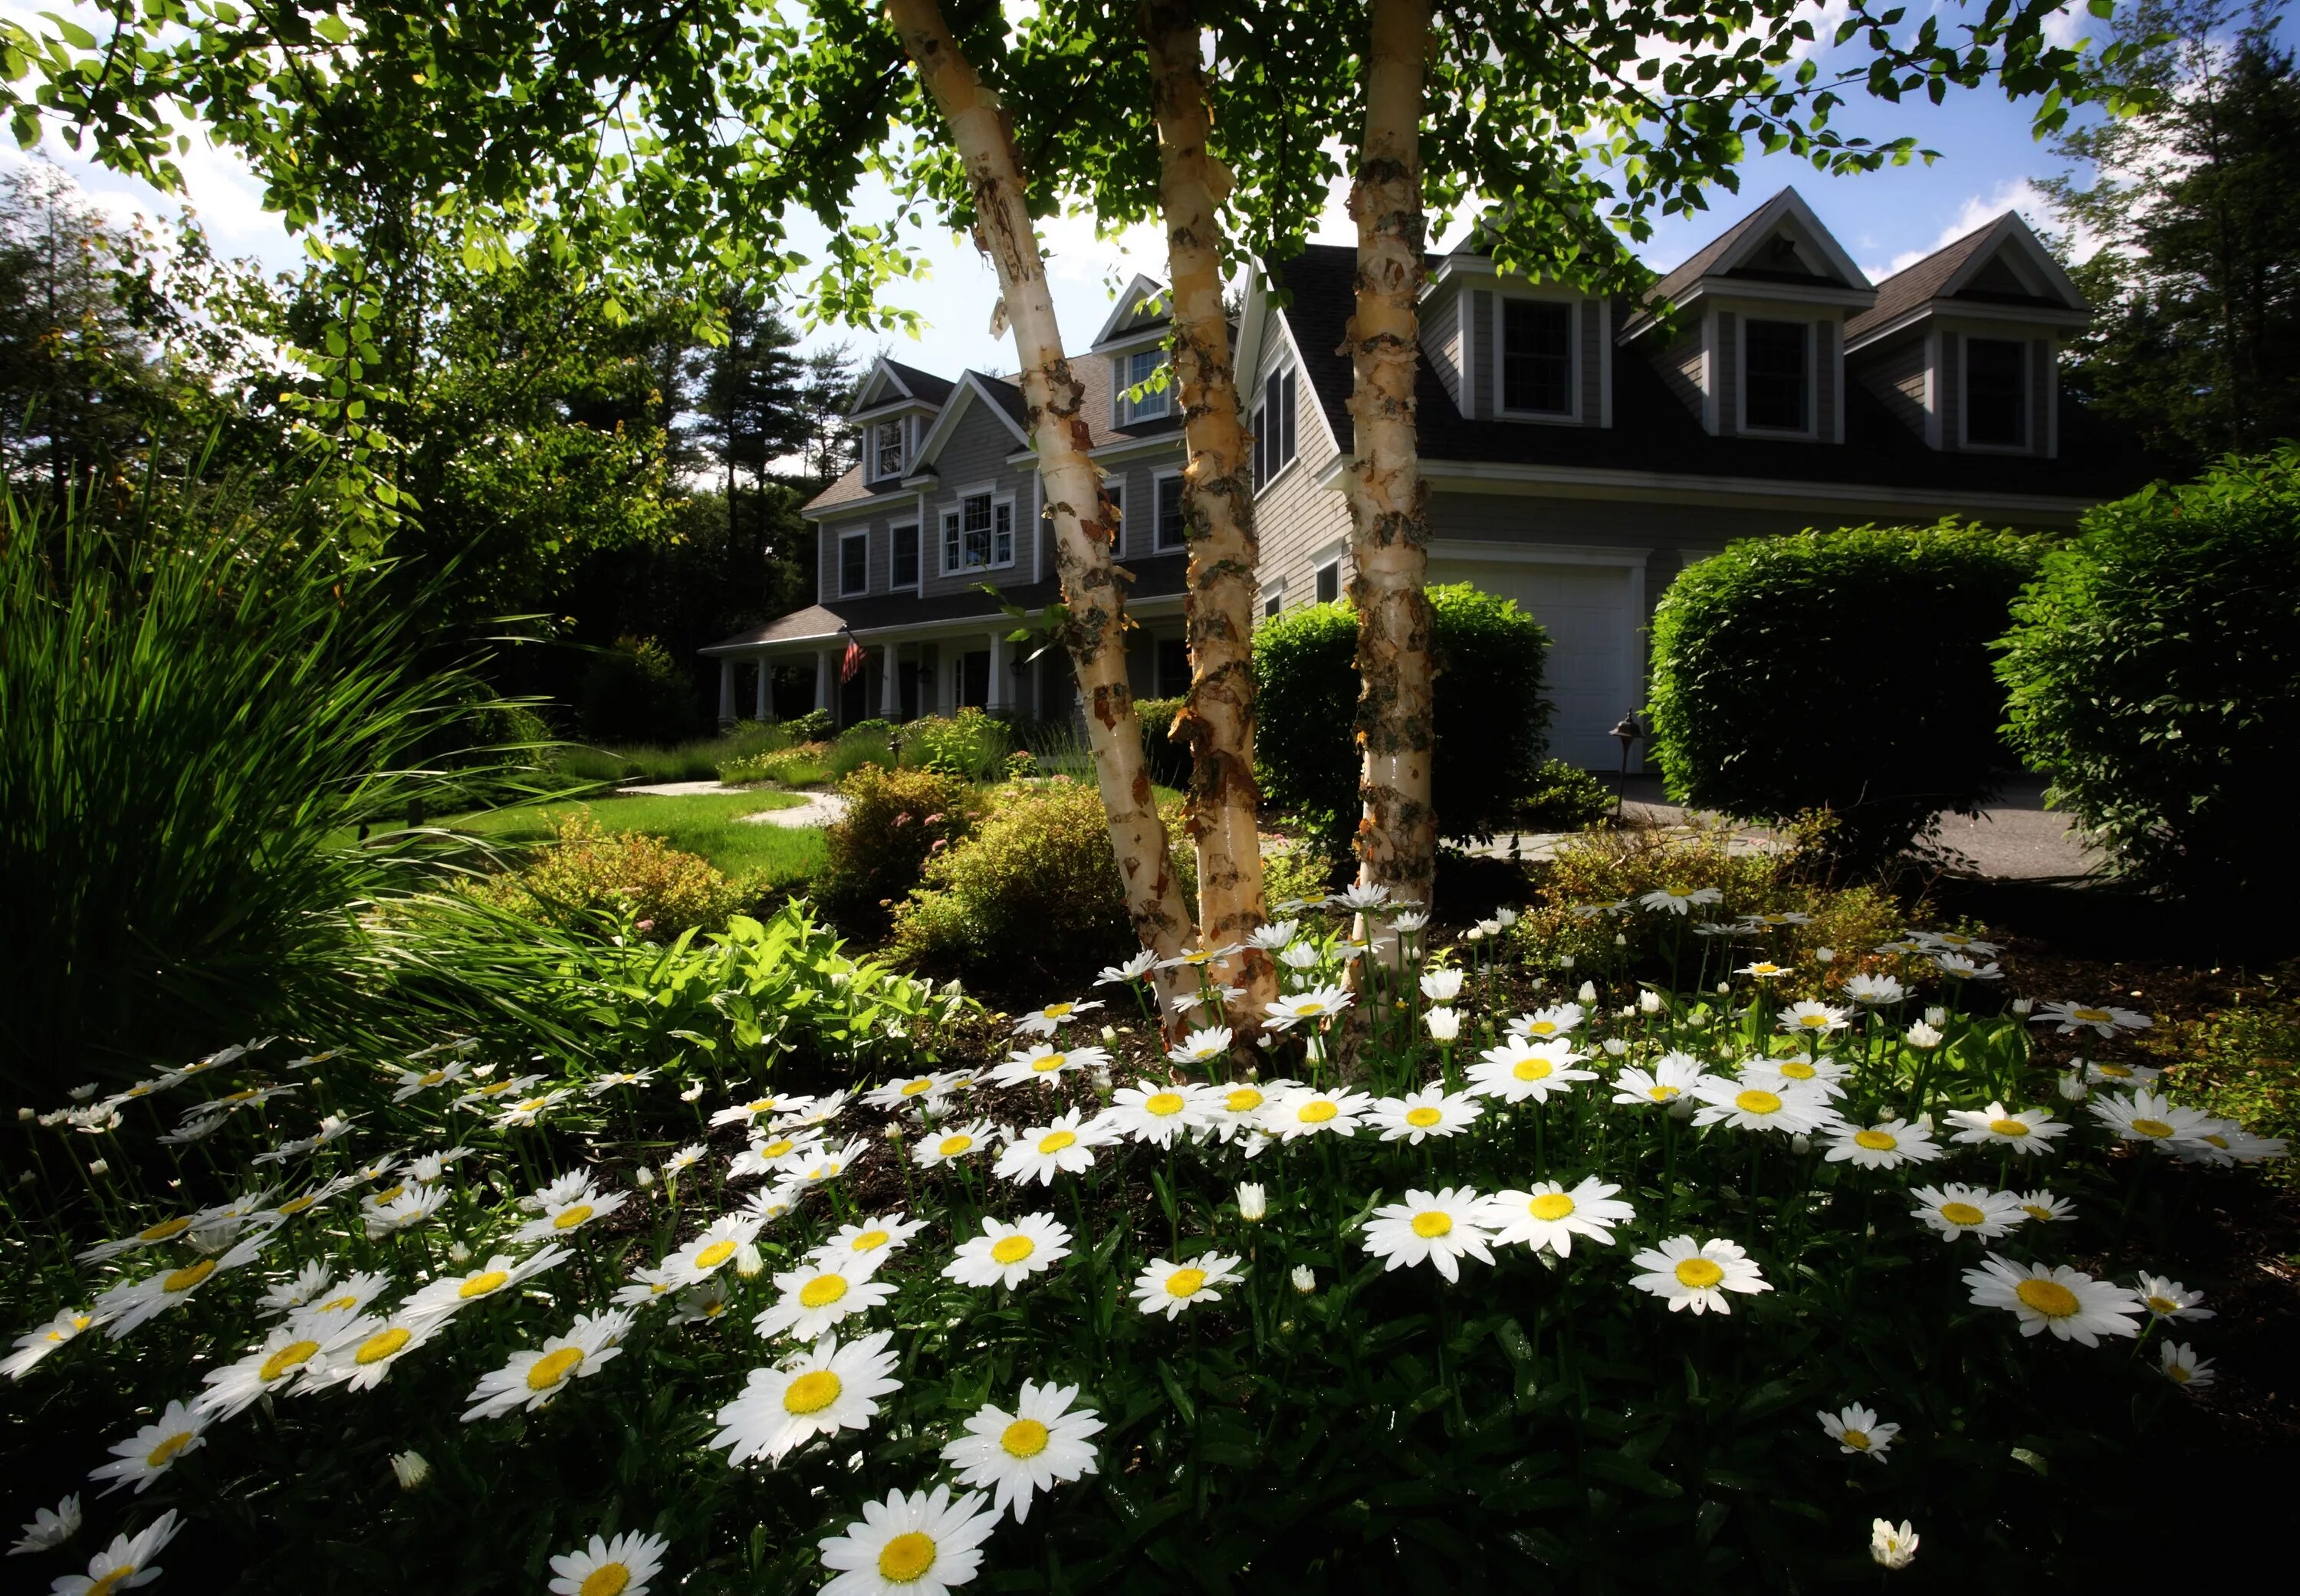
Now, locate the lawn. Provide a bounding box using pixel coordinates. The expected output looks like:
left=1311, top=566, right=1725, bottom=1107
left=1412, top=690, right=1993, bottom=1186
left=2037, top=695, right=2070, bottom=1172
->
left=439, top=790, right=824, bottom=881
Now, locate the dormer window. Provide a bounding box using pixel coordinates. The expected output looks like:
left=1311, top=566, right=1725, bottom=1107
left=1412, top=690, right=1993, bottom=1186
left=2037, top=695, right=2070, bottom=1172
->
left=873, top=420, right=908, bottom=481
left=1964, top=338, right=2029, bottom=448
left=1743, top=320, right=1810, bottom=432
left=1501, top=299, right=1575, bottom=416
left=1119, top=349, right=1170, bottom=424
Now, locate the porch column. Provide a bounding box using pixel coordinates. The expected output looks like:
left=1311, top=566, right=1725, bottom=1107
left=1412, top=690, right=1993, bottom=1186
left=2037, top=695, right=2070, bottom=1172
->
left=814, top=649, right=833, bottom=713
left=717, top=656, right=735, bottom=725
left=880, top=645, right=902, bottom=719
left=986, top=630, right=1010, bottom=713
left=753, top=655, right=770, bottom=722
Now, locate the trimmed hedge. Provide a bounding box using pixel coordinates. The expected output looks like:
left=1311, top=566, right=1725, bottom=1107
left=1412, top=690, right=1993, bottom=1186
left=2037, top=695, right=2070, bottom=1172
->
left=1998, top=449, right=2300, bottom=905
left=1255, top=583, right=1551, bottom=859
left=1647, top=523, right=2043, bottom=863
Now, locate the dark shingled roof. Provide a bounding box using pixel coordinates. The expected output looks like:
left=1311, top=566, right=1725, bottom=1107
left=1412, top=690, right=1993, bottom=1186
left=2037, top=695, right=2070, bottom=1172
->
left=881, top=358, right=955, bottom=406
left=1643, top=207, right=1773, bottom=311
left=1844, top=225, right=1998, bottom=345
left=705, top=556, right=1191, bottom=652
left=1268, top=243, right=2150, bottom=502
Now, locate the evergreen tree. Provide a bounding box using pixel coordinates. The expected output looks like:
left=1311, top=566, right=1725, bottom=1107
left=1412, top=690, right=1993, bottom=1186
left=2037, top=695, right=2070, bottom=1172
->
left=2048, top=0, right=2300, bottom=467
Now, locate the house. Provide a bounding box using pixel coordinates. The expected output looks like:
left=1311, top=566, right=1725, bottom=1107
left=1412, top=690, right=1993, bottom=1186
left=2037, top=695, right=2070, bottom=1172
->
left=705, top=187, right=2140, bottom=769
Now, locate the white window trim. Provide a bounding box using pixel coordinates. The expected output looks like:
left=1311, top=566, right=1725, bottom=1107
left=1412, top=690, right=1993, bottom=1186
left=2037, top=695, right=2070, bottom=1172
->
left=1260, top=579, right=1287, bottom=619
left=1252, top=363, right=1301, bottom=498
left=1151, top=465, right=1188, bottom=552
left=838, top=529, right=870, bottom=597
left=1311, top=547, right=1344, bottom=606
left=938, top=484, right=1020, bottom=577
left=871, top=417, right=909, bottom=482
left=1493, top=290, right=1581, bottom=423
left=889, top=521, right=923, bottom=595
left=1116, top=347, right=1172, bottom=425
left=1734, top=314, right=1819, bottom=441
left=1955, top=332, right=2035, bottom=455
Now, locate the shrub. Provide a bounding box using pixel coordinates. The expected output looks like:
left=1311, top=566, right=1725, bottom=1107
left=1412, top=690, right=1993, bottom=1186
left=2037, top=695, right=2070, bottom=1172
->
left=900, top=707, right=1011, bottom=780
left=1997, top=450, right=2300, bottom=905
left=892, top=777, right=1193, bottom=988
left=1133, top=694, right=1191, bottom=790
left=1256, top=583, right=1551, bottom=860
left=819, top=766, right=979, bottom=933
left=1516, top=757, right=1614, bottom=832
left=1648, top=522, right=2044, bottom=865
left=780, top=708, right=835, bottom=742
left=468, top=810, right=754, bottom=934
left=574, top=634, right=699, bottom=744
left=826, top=721, right=897, bottom=779
left=721, top=743, right=831, bottom=787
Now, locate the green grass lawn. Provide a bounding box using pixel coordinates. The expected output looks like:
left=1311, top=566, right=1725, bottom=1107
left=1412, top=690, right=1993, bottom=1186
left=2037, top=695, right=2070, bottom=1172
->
left=430, top=790, right=825, bottom=882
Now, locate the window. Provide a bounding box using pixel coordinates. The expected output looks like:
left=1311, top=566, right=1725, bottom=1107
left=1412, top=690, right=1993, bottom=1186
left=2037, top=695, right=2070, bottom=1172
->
left=1120, top=348, right=1169, bottom=422
left=1155, top=475, right=1186, bottom=550
left=1742, top=320, right=1810, bottom=432
left=1156, top=637, right=1191, bottom=698
left=941, top=492, right=1014, bottom=573
left=1964, top=337, right=2029, bottom=448
left=1501, top=298, right=1575, bottom=415
left=1106, top=480, right=1124, bottom=540
left=1253, top=367, right=1299, bottom=490
left=891, top=524, right=919, bottom=588
left=873, top=419, right=905, bottom=480
left=839, top=530, right=869, bottom=596
left=1314, top=560, right=1340, bottom=605
left=1262, top=589, right=1283, bottom=619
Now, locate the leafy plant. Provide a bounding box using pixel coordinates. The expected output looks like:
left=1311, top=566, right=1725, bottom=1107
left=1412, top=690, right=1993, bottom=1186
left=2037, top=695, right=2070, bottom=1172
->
left=1997, top=449, right=2300, bottom=907
left=899, top=708, right=1012, bottom=781
left=1132, top=694, right=1191, bottom=790
left=1516, top=757, right=1615, bottom=832
left=463, top=811, right=757, bottom=934
left=1257, top=584, right=1552, bottom=861
left=1648, top=522, right=2044, bottom=867
left=819, top=766, right=979, bottom=933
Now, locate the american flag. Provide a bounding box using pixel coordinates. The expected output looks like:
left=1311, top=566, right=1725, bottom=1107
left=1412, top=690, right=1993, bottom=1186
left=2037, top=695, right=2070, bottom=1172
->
left=840, top=639, right=865, bottom=683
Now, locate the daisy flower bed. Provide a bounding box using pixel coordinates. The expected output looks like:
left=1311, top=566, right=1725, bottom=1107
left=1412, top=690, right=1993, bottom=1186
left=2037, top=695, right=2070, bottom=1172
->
left=1, top=889, right=2287, bottom=1591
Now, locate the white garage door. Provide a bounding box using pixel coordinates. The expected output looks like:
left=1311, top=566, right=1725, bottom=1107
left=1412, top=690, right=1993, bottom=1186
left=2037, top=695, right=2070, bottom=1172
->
left=1428, top=558, right=1641, bottom=771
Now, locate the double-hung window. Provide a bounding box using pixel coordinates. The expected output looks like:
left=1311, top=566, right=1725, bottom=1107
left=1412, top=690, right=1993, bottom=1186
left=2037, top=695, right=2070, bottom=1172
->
left=1963, top=338, right=2029, bottom=448
left=1500, top=299, right=1575, bottom=415
left=941, top=491, right=1014, bottom=573
left=1120, top=349, right=1170, bottom=422
left=873, top=419, right=906, bottom=481
left=891, top=524, right=920, bottom=588
left=1742, top=320, right=1810, bottom=432
left=1252, top=367, right=1299, bottom=490
left=1155, top=475, right=1187, bottom=550
left=839, top=530, right=869, bottom=596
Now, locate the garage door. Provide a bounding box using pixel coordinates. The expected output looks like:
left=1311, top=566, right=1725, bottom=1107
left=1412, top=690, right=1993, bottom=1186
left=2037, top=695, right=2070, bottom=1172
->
left=1428, top=558, right=1641, bottom=771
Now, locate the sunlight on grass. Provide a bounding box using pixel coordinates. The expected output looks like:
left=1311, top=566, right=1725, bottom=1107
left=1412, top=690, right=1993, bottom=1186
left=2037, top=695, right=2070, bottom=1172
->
left=426, top=791, right=821, bottom=882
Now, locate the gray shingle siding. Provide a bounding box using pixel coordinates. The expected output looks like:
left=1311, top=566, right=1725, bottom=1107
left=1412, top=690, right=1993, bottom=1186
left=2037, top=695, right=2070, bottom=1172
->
left=1714, top=311, right=1739, bottom=435
left=1852, top=331, right=1931, bottom=437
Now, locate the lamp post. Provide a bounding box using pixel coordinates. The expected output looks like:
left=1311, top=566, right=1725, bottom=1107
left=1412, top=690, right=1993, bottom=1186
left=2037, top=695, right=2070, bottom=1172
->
left=1611, top=714, right=1643, bottom=820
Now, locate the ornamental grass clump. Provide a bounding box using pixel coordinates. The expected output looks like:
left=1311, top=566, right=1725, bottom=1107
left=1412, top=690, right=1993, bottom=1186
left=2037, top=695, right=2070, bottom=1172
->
left=4, top=882, right=2286, bottom=1591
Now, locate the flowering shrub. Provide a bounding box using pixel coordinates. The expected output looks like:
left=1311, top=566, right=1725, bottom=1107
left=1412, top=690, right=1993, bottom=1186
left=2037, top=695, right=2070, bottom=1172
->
left=820, top=767, right=980, bottom=934
left=723, top=744, right=834, bottom=787
left=899, top=709, right=1011, bottom=782
left=466, top=812, right=755, bottom=934
left=4, top=885, right=2285, bottom=1592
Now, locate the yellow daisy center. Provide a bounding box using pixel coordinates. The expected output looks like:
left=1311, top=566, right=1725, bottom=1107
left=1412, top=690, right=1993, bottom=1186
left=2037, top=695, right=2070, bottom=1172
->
left=355, top=1327, right=412, bottom=1365
left=1165, top=1267, right=1209, bottom=1299
left=1989, top=1118, right=2031, bottom=1138
left=2098, top=1063, right=2134, bottom=1078
left=1043, top=1004, right=1073, bottom=1019
left=1001, top=1418, right=1050, bottom=1458
left=458, top=1269, right=511, bottom=1299
left=1293, top=1000, right=1323, bottom=1016
left=553, top=1204, right=594, bottom=1230
left=2015, top=1277, right=2081, bottom=1318
left=761, top=1139, right=795, bottom=1158
left=419, top=1070, right=447, bottom=1086
left=1224, top=1088, right=1263, bottom=1112
left=878, top=1531, right=937, bottom=1584
left=900, top=1079, right=935, bottom=1097
left=371, top=1184, right=406, bottom=1206
left=1146, top=1092, right=1186, bottom=1117
left=1854, top=1129, right=1897, bottom=1151
left=991, top=1235, right=1037, bottom=1266
left=799, top=1274, right=849, bottom=1309
left=259, top=1340, right=320, bottom=1382
left=2072, top=1007, right=2111, bottom=1023
left=2131, top=1118, right=2175, bottom=1138
left=1513, top=1059, right=1554, bottom=1082
left=1297, top=1100, right=1338, bottom=1124
left=138, top=1217, right=192, bottom=1242
left=1031, top=1055, right=1066, bottom=1072
left=2147, top=1295, right=2180, bottom=1315
left=1734, top=1089, right=1783, bottom=1115
left=2168, top=1362, right=2192, bottom=1384
left=277, top=1195, right=317, bottom=1215
left=163, top=1259, right=216, bottom=1294
left=1779, top=1061, right=1815, bottom=1079
left=317, top=1293, right=359, bottom=1314
left=512, top=1097, right=549, bottom=1115
left=1528, top=1194, right=1576, bottom=1222
left=579, top=1565, right=631, bottom=1596
left=2022, top=1204, right=2055, bottom=1222
left=146, top=1430, right=196, bottom=1468
left=86, top=1567, right=136, bottom=1596
left=853, top=1230, right=891, bottom=1252
left=1039, top=1130, right=1077, bottom=1154
left=1674, top=1257, right=1725, bottom=1289
left=1799, top=1016, right=1829, bottom=1028
left=1648, top=1085, right=1680, bottom=1101
left=937, top=1135, right=973, bottom=1157
left=1406, top=1106, right=1443, bottom=1128
left=1939, top=1202, right=1986, bottom=1227
left=784, top=1371, right=843, bottom=1414
left=693, top=1240, right=738, bottom=1270
left=1843, top=1429, right=1871, bottom=1450
left=1526, top=1021, right=1558, bottom=1036
left=526, top=1346, right=584, bottom=1391
left=222, top=1088, right=258, bottom=1103
left=1411, top=1211, right=1454, bottom=1239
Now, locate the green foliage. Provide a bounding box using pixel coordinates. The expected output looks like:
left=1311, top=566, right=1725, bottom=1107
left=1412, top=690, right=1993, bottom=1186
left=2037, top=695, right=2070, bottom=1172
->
left=1997, top=449, right=2300, bottom=905
left=1516, top=757, right=1615, bottom=832
left=825, top=721, right=897, bottom=779
left=0, top=471, right=531, bottom=1089
left=820, top=766, right=980, bottom=934
left=899, top=708, right=1012, bottom=781
left=575, top=635, right=701, bottom=744
left=1648, top=523, right=2044, bottom=865
left=782, top=710, right=835, bottom=743
left=721, top=744, right=833, bottom=788
left=465, top=811, right=755, bottom=934
left=2147, top=969, right=2300, bottom=1187
left=892, top=778, right=1192, bottom=990
left=432, top=791, right=820, bottom=886
left=1132, top=694, right=1191, bottom=790
left=560, top=721, right=792, bottom=787
left=1256, top=584, right=1551, bottom=860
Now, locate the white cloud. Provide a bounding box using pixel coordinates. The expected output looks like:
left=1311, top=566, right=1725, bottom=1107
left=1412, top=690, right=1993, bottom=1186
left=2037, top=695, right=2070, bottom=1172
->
left=1867, top=178, right=2067, bottom=277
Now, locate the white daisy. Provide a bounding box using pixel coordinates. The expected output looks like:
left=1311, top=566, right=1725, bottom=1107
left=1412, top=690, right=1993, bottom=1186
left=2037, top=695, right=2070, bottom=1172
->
left=9, top=1493, right=79, bottom=1555
left=585, top=1069, right=658, bottom=1098
left=1818, top=1404, right=1900, bottom=1462
left=1871, top=1519, right=1920, bottom=1570
left=810, top=1213, right=927, bottom=1275
left=941, top=1381, right=1105, bottom=1523
left=711, top=1330, right=902, bottom=1467
left=513, top=1185, right=629, bottom=1244
left=612, top=1265, right=683, bottom=1311
left=711, top=1092, right=805, bottom=1130
left=496, top=1086, right=573, bottom=1128
left=91, top=1250, right=251, bottom=1340
left=48, top=1509, right=180, bottom=1596
left=2135, top=1273, right=2214, bottom=1322
left=913, top=1119, right=994, bottom=1170
left=1777, top=1001, right=1852, bottom=1037
left=1202, top=1081, right=1280, bottom=1142
left=1611, top=1053, right=1714, bottom=1108
left=986, top=1043, right=1108, bottom=1089
left=1418, top=967, right=1466, bottom=1003
left=1824, top=1118, right=1943, bottom=1170
left=864, top=1072, right=964, bottom=1112
left=1943, top=1102, right=2068, bottom=1155
left=1486, top=1177, right=1635, bottom=1256
left=676, top=1277, right=733, bottom=1326
left=2079, top=1058, right=2162, bottom=1089
left=1961, top=1254, right=2143, bottom=1345
left=1106, top=1080, right=1214, bottom=1147
left=818, top=1484, right=998, bottom=1596
left=1263, top=984, right=1352, bottom=1031
left=1842, top=974, right=1906, bottom=1005
left=193, top=1322, right=330, bottom=1418
left=460, top=1310, right=633, bottom=1420
left=3, top=1307, right=97, bottom=1379
left=2013, top=1190, right=2076, bottom=1225
left=1736, top=960, right=1792, bottom=979
left=363, top=1184, right=450, bottom=1239
left=769, top=1088, right=855, bottom=1132
left=1013, top=999, right=1102, bottom=1036
left=1933, top=954, right=2003, bottom=980
left=1628, top=1236, right=1771, bottom=1315
left=1507, top=1003, right=1585, bottom=1042
left=779, top=1137, right=869, bottom=1190
left=727, top=1131, right=823, bottom=1183
left=402, top=1246, right=572, bottom=1323
left=390, top=1060, right=468, bottom=1101
left=1743, top=1053, right=1852, bottom=1098
left=1095, top=949, right=1159, bottom=986
left=752, top=1256, right=895, bottom=1342
left=1908, top=1183, right=2026, bottom=1242
left=87, top=1401, right=209, bottom=1495
left=1260, top=1085, right=1373, bottom=1141
left=1467, top=1039, right=1596, bottom=1105
left=1688, top=1079, right=1840, bottom=1135
left=1639, top=885, right=1722, bottom=915
left=945, top=1214, right=1072, bottom=1290
left=285, top=1269, right=389, bottom=1329
left=2032, top=1000, right=2153, bottom=1039
left=1166, top=1026, right=1235, bottom=1068
left=994, top=1111, right=1123, bottom=1185
left=548, top=1532, right=669, bottom=1596
left=2159, top=1340, right=2216, bottom=1391
left=306, top=1311, right=445, bottom=1391
left=1131, top=1253, right=1244, bottom=1319
left=1368, top=1088, right=1484, bottom=1144
left=2088, top=1089, right=2217, bottom=1149
left=453, top=1073, right=541, bottom=1112
left=1361, top=1187, right=1499, bottom=1282
left=664, top=1214, right=767, bottom=1286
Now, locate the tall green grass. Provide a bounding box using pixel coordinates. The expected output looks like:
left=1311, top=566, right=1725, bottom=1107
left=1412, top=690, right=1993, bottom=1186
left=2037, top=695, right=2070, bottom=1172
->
left=557, top=722, right=794, bottom=785
left=0, top=472, right=542, bottom=1089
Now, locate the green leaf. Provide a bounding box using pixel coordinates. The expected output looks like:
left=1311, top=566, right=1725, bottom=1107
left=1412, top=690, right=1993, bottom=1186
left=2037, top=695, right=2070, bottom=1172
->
left=1581, top=1451, right=1682, bottom=1498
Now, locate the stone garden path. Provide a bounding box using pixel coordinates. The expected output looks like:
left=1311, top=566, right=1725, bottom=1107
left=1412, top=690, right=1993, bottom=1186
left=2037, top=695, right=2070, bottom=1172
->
left=616, top=780, right=853, bottom=829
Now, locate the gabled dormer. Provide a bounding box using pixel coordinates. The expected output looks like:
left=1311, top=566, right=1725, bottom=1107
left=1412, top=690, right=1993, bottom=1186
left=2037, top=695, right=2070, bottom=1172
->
left=1844, top=212, right=2088, bottom=457
left=1089, top=274, right=1177, bottom=429
left=850, top=357, right=955, bottom=491
left=1622, top=188, right=1876, bottom=444
left=1421, top=245, right=1615, bottom=428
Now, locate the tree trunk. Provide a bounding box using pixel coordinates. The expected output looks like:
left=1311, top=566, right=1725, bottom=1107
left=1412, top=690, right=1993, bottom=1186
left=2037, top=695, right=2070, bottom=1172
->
left=1138, top=0, right=1276, bottom=1020
left=884, top=0, right=1198, bottom=1008
left=1342, top=0, right=1438, bottom=908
